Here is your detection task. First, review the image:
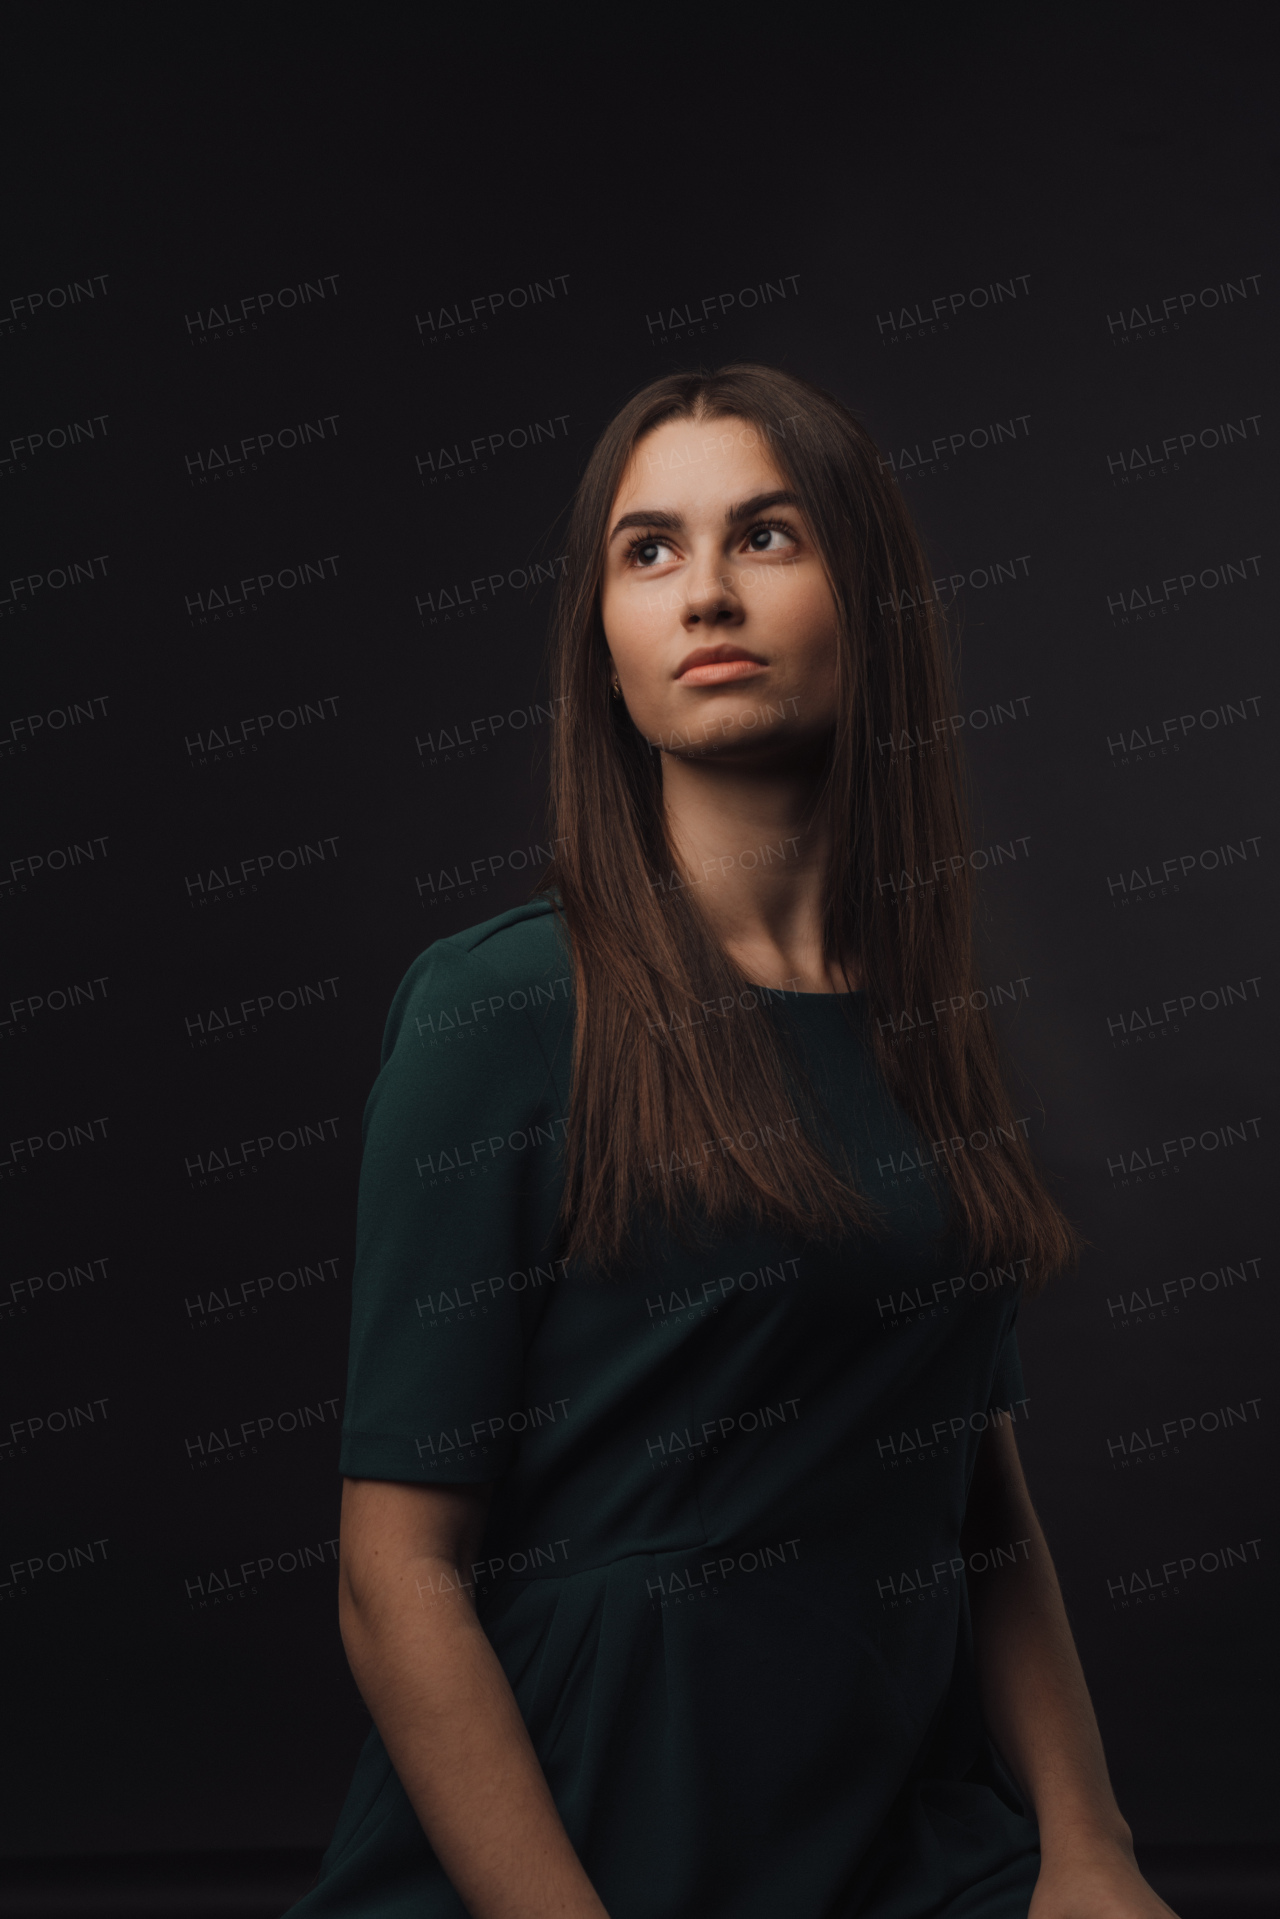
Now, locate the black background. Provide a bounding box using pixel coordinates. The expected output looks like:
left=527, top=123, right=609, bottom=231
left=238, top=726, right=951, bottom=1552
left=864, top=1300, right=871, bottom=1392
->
left=3, top=2, right=1276, bottom=1863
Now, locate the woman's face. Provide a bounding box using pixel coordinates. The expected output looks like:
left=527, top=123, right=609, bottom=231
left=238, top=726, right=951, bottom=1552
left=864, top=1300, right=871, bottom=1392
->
left=600, top=415, right=840, bottom=762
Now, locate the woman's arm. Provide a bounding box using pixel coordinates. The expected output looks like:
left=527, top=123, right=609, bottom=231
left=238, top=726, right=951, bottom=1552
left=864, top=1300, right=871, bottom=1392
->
left=962, top=1420, right=1179, bottom=1918
left=339, top=1476, right=609, bottom=1919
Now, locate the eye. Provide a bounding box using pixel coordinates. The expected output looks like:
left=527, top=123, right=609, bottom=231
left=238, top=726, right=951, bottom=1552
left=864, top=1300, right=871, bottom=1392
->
left=626, top=534, right=678, bottom=569
left=744, top=520, right=798, bottom=554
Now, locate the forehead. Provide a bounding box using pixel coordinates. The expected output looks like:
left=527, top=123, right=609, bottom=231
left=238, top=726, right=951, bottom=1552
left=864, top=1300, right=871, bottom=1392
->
left=612, top=414, right=787, bottom=516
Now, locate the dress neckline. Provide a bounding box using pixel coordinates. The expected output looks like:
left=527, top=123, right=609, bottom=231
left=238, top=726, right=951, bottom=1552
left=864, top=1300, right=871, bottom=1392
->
left=767, top=988, right=867, bottom=1002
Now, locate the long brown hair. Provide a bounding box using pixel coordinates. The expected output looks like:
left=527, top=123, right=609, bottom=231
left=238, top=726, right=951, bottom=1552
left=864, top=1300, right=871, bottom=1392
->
left=536, top=364, right=1079, bottom=1288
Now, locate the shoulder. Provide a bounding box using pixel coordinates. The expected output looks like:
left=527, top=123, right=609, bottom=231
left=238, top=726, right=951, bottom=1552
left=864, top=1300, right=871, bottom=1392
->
left=442, top=894, right=569, bottom=987
left=380, top=896, right=572, bottom=1065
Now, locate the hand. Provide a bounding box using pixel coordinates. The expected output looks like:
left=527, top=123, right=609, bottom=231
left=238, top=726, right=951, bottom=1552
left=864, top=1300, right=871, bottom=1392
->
left=1029, top=1835, right=1179, bottom=1918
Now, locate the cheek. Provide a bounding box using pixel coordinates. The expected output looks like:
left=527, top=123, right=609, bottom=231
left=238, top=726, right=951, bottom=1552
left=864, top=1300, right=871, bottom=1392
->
left=603, top=586, right=670, bottom=670
left=775, top=573, right=839, bottom=654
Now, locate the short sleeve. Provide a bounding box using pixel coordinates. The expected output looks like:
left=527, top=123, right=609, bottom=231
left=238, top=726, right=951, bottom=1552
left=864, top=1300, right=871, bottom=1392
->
left=339, top=927, right=571, bottom=1484
left=989, top=1310, right=1026, bottom=1411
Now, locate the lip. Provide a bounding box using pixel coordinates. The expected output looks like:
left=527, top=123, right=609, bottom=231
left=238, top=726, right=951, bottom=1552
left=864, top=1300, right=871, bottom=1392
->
left=674, top=645, right=768, bottom=685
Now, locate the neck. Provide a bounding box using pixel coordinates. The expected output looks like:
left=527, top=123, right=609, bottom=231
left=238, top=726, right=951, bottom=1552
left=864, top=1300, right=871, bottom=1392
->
left=659, top=748, right=857, bottom=994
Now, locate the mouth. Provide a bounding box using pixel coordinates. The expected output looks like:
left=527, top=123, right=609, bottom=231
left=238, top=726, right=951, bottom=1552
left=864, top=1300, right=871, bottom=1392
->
left=674, top=645, right=768, bottom=686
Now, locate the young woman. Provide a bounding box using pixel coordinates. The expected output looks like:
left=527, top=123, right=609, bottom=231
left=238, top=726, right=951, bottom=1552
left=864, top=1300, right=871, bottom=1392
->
left=292, top=367, right=1177, bottom=1919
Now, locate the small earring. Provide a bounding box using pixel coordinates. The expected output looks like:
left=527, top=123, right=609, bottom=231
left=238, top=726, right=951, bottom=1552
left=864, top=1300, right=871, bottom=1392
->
left=610, top=675, right=622, bottom=700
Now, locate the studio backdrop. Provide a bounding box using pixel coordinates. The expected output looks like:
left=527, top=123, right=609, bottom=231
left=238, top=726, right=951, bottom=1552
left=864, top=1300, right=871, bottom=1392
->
left=2, top=14, right=1275, bottom=1862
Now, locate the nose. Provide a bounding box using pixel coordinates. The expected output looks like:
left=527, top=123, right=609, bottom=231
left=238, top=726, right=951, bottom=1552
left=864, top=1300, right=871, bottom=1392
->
left=681, top=552, right=744, bottom=628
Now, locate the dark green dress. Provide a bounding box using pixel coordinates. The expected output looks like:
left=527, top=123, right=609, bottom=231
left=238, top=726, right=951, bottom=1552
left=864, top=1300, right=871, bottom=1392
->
left=292, top=897, right=1040, bottom=1919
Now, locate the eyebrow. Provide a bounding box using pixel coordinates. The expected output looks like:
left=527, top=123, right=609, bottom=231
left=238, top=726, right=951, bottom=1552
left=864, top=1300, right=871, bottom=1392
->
left=607, top=489, right=801, bottom=545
